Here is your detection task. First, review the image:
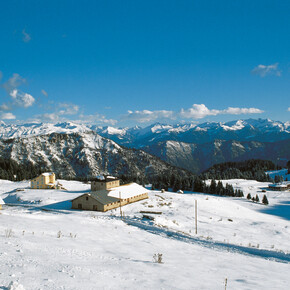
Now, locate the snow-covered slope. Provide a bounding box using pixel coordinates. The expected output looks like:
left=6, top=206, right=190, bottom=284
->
left=0, top=131, right=190, bottom=179
left=0, top=179, right=289, bottom=289
left=0, top=121, right=92, bottom=139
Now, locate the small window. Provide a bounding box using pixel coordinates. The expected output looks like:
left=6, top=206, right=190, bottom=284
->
left=86, top=196, right=89, bottom=201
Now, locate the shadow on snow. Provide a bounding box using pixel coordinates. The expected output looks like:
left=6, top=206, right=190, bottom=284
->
left=125, top=217, right=290, bottom=264
left=259, top=201, right=290, bottom=221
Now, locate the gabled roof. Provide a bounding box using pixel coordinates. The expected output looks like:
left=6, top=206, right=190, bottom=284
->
left=72, top=182, right=148, bottom=206
left=108, top=183, right=148, bottom=199
left=93, top=176, right=120, bottom=183
left=72, top=192, right=119, bottom=205
left=90, top=192, right=119, bottom=205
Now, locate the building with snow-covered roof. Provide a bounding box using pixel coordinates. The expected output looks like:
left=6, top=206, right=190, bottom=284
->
left=0, top=197, right=4, bottom=210
left=91, top=176, right=120, bottom=191
left=72, top=182, right=148, bottom=212
left=268, top=182, right=290, bottom=191
left=31, top=172, right=57, bottom=189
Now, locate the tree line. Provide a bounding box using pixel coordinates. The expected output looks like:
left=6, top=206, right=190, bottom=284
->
left=0, top=158, right=43, bottom=181
left=201, top=159, right=280, bottom=182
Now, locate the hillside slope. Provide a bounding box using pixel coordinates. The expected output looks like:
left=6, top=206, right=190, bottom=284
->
left=0, top=179, right=289, bottom=289
left=143, top=139, right=290, bottom=173
left=0, top=132, right=191, bottom=180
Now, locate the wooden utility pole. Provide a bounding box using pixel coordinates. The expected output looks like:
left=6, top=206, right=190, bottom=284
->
left=119, top=191, right=122, bottom=219
left=195, top=199, right=197, bottom=235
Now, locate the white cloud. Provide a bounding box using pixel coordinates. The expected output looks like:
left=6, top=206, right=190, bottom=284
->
left=180, top=104, right=219, bottom=119
left=121, top=105, right=264, bottom=123
left=180, top=104, right=264, bottom=119
left=288, top=107, right=290, bottom=112
left=222, top=107, right=264, bottom=114
left=58, top=103, right=79, bottom=115
left=3, top=73, right=26, bottom=92
left=0, top=112, right=16, bottom=120
left=10, top=89, right=35, bottom=108
left=32, top=102, right=81, bottom=123
left=33, top=113, right=60, bottom=122
left=79, top=113, right=118, bottom=126
left=123, top=110, right=175, bottom=123
left=41, top=89, right=48, bottom=97
left=22, top=29, right=31, bottom=43
left=251, top=63, right=281, bottom=77
left=0, top=73, right=35, bottom=114
left=0, top=104, right=10, bottom=111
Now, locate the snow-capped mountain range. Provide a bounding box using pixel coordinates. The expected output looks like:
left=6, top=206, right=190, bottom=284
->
left=0, top=121, right=91, bottom=140
left=95, top=118, right=290, bottom=147
left=0, top=118, right=289, bottom=174
left=1, top=118, right=289, bottom=144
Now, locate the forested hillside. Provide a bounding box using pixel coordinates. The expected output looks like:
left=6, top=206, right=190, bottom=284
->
left=201, top=159, right=279, bottom=181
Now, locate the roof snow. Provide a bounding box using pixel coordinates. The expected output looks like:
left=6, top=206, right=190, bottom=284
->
left=0, top=197, right=4, bottom=205
left=108, top=183, right=148, bottom=199
left=42, top=172, right=54, bottom=176
left=269, top=181, right=290, bottom=188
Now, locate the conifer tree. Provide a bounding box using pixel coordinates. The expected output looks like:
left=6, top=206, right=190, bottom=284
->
left=262, top=195, right=269, bottom=205
left=247, top=193, right=252, bottom=200
left=216, top=181, right=224, bottom=195
left=209, top=179, right=217, bottom=194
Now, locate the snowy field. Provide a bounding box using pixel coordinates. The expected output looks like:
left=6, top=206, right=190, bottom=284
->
left=0, top=177, right=289, bottom=289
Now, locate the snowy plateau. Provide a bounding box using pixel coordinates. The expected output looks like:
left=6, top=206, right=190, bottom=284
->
left=1, top=173, right=290, bottom=290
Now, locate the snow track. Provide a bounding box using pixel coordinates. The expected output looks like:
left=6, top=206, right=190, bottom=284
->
left=125, top=217, right=290, bottom=264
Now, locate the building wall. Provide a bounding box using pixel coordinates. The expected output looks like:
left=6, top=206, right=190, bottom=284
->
left=0, top=204, right=2, bottom=210
left=91, top=180, right=120, bottom=191
left=72, top=192, right=149, bottom=212
left=31, top=175, right=45, bottom=189
left=49, top=173, right=55, bottom=184
left=72, top=195, right=105, bottom=211
left=31, top=173, right=56, bottom=189
left=268, top=185, right=288, bottom=191
left=103, top=192, right=148, bottom=211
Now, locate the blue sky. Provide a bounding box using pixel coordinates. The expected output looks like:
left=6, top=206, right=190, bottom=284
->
left=0, top=0, right=289, bottom=126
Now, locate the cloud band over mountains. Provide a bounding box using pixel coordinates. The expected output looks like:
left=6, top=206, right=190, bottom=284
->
left=123, top=104, right=264, bottom=123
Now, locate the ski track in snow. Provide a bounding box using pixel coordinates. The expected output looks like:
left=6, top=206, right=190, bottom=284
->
left=124, top=217, right=290, bottom=264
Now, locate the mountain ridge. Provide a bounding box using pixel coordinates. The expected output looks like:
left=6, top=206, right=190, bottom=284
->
left=1, top=118, right=289, bottom=175
left=0, top=131, right=193, bottom=180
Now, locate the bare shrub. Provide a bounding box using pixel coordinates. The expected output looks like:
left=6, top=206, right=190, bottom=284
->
left=153, top=253, right=163, bottom=264
left=5, top=229, right=13, bottom=238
